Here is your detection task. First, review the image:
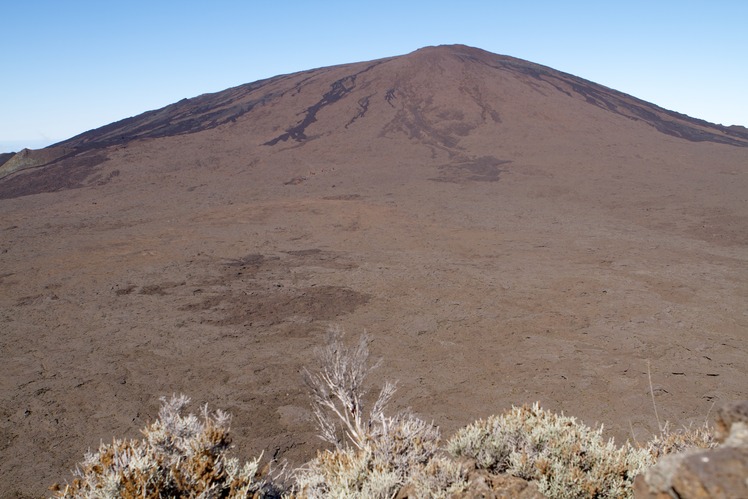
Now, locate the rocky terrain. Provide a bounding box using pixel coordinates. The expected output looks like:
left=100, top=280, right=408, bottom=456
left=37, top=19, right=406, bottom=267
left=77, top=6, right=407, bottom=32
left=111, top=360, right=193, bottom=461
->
left=1, top=45, right=746, bottom=497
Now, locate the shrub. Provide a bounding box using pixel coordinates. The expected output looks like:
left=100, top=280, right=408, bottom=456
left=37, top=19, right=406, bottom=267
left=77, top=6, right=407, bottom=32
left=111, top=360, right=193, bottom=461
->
left=447, top=403, right=655, bottom=498
left=50, top=394, right=278, bottom=498
left=302, top=329, right=398, bottom=451
left=50, top=329, right=718, bottom=498
left=296, top=330, right=467, bottom=498
left=295, top=410, right=468, bottom=498
left=645, top=421, right=716, bottom=459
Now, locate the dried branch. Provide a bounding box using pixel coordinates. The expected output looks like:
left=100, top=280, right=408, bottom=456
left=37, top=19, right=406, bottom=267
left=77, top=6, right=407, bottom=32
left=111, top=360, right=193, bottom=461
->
left=303, top=328, right=394, bottom=450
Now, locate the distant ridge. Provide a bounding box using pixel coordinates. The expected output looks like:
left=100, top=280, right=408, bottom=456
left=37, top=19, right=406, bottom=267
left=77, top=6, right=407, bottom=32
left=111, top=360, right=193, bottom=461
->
left=2, top=44, right=748, bottom=197
left=53, top=44, right=748, bottom=151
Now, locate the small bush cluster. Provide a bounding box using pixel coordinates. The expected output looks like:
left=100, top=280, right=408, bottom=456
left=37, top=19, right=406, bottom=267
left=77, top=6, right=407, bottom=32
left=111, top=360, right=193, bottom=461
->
left=51, top=394, right=278, bottom=498
left=52, top=331, right=717, bottom=498
left=295, top=428, right=468, bottom=498
left=644, top=421, right=716, bottom=459
left=447, top=403, right=655, bottom=498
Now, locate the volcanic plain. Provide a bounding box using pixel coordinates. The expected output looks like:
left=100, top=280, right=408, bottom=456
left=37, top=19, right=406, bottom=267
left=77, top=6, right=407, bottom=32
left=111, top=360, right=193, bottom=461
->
left=1, top=45, right=747, bottom=496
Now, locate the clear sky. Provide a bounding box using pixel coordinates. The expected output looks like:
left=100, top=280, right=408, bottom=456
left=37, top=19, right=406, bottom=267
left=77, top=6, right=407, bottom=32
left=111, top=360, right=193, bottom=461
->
left=2, top=0, right=746, bottom=153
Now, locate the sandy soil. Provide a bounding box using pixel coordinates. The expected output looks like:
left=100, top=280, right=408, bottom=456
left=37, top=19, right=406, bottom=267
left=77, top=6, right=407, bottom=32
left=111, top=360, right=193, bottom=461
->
left=1, top=46, right=747, bottom=496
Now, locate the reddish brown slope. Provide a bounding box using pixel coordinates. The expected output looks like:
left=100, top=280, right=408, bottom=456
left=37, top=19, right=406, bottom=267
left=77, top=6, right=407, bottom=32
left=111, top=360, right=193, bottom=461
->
left=1, top=45, right=747, bottom=497
left=2, top=44, right=747, bottom=199
left=49, top=44, right=748, bottom=150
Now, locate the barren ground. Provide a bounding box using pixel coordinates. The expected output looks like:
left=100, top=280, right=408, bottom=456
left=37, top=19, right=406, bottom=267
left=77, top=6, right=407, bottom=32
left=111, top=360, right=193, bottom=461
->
left=1, top=46, right=747, bottom=496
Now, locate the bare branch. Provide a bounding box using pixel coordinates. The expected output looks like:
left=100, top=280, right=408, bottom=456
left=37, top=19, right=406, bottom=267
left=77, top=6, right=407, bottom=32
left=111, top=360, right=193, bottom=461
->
left=303, top=328, right=395, bottom=450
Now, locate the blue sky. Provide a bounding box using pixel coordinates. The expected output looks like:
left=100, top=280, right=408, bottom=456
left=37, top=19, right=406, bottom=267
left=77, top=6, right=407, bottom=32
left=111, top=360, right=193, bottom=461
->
left=1, top=0, right=746, bottom=153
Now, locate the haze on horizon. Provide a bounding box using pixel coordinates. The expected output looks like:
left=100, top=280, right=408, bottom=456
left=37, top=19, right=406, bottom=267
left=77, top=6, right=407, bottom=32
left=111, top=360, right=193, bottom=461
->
left=2, top=0, right=747, bottom=154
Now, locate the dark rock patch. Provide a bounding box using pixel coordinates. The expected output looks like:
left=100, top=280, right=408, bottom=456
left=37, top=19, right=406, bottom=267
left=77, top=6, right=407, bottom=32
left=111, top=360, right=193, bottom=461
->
left=183, top=285, right=369, bottom=326
left=264, top=62, right=384, bottom=146
left=0, top=152, right=108, bottom=199
left=431, top=156, right=510, bottom=183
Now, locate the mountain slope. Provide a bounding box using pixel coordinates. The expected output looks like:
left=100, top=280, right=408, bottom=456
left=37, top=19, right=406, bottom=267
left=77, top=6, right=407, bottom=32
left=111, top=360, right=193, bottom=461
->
left=1, top=45, right=747, bottom=497
left=2, top=45, right=748, bottom=199
left=50, top=44, right=748, bottom=150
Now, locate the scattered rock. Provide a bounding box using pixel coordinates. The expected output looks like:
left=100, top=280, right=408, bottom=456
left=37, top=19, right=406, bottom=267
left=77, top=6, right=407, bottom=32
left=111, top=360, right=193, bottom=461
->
left=457, top=458, right=545, bottom=499
left=715, top=401, right=748, bottom=444
left=394, top=457, right=545, bottom=499
left=634, top=401, right=748, bottom=499
left=455, top=471, right=545, bottom=499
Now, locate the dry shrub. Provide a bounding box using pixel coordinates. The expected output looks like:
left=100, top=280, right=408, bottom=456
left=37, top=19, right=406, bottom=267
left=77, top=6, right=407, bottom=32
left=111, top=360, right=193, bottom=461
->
left=51, top=394, right=278, bottom=498
left=296, top=330, right=467, bottom=498
left=50, top=330, right=718, bottom=498
left=447, top=403, right=655, bottom=498
left=645, top=421, right=716, bottom=459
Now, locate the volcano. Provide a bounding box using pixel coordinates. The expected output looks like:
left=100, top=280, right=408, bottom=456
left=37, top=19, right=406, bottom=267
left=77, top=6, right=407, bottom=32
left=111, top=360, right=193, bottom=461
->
left=1, top=45, right=747, bottom=496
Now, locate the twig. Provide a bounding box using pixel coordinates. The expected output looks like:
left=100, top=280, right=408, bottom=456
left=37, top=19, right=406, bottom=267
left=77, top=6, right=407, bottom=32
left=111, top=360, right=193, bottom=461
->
left=647, top=359, right=663, bottom=434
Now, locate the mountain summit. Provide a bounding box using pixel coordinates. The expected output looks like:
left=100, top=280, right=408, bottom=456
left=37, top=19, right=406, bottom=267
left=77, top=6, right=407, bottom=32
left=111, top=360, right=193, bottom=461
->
left=2, top=44, right=748, bottom=197
left=50, top=44, right=748, bottom=150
